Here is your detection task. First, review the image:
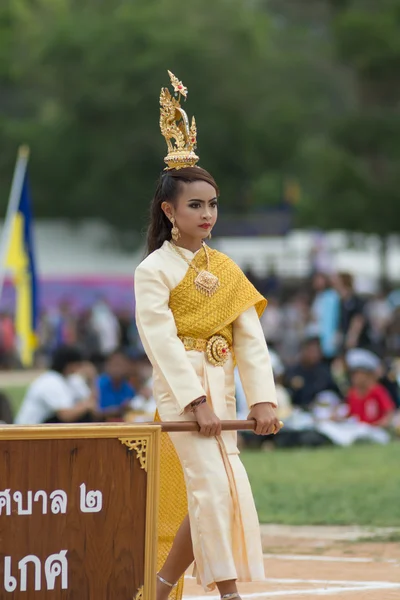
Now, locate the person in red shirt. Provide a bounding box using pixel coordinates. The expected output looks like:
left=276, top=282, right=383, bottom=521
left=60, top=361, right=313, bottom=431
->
left=346, top=349, right=395, bottom=426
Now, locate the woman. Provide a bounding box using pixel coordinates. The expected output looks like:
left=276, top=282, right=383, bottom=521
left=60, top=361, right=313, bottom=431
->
left=134, top=72, right=279, bottom=600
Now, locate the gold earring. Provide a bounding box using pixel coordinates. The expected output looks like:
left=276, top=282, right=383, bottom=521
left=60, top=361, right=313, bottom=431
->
left=171, top=217, right=180, bottom=242
left=208, top=231, right=212, bottom=240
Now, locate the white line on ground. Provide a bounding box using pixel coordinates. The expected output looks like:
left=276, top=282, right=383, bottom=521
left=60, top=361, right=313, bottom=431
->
left=185, top=576, right=400, bottom=585
left=186, top=581, right=400, bottom=599
left=263, top=553, right=399, bottom=564
left=265, top=578, right=400, bottom=585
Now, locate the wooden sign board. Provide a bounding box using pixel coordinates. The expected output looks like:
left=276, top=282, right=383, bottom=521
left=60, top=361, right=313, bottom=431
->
left=0, top=424, right=160, bottom=599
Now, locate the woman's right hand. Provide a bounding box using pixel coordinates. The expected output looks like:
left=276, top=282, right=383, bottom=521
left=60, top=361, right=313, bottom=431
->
left=194, top=402, right=222, bottom=437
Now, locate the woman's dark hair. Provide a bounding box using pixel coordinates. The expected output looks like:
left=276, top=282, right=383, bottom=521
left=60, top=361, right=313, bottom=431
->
left=146, top=166, right=219, bottom=255
left=51, top=345, right=83, bottom=374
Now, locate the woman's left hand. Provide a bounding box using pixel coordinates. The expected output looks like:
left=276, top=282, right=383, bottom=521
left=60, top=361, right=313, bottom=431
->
left=247, top=403, right=281, bottom=436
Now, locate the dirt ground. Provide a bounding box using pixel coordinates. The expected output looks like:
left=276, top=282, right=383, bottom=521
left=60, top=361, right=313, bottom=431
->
left=183, top=527, right=400, bottom=599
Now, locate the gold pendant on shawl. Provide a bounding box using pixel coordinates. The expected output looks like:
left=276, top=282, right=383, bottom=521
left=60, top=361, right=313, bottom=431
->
left=194, top=270, right=220, bottom=296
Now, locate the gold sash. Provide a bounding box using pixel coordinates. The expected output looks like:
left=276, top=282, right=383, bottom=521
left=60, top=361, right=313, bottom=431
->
left=169, top=248, right=267, bottom=345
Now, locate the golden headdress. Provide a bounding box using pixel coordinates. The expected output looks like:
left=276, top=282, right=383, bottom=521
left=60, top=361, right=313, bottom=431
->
left=159, top=70, right=199, bottom=170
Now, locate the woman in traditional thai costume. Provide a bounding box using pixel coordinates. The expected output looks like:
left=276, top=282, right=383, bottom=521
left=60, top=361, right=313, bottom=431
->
left=134, top=72, right=280, bottom=600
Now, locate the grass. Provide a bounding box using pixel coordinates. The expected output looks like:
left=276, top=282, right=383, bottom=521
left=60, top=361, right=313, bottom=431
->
left=242, top=443, right=400, bottom=527
left=3, top=385, right=27, bottom=417
left=4, top=382, right=400, bottom=528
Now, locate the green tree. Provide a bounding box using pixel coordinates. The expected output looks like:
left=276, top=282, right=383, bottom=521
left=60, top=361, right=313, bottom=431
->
left=0, top=0, right=340, bottom=236
left=295, top=1, right=400, bottom=240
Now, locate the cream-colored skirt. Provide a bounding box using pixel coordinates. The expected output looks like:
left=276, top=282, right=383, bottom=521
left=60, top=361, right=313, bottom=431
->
left=154, top=351, right=265, bottom=592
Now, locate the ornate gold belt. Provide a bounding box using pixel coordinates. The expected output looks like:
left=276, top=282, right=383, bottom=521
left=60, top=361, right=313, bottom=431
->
left=179, top=335, right=231, bottom=367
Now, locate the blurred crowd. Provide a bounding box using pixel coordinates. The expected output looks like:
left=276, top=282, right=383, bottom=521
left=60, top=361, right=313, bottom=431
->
left=246, top=269, right=400, bottom=363
left=241, top=269, right=400, bottom=448
left=0, top=298, right=141, bottom=370
left=1, top=273, right=400, bottom=448
left=11, top=345, right=155, bottom=427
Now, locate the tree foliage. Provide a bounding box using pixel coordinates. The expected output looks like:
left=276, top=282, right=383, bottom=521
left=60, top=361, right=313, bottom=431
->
left=296, top=0, right=400, bottom=234
left=0, top=0, right=399, bottom=236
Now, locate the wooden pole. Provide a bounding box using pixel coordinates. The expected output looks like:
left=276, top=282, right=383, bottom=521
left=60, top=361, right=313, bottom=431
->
left=159, top=420, right=283, bottom=433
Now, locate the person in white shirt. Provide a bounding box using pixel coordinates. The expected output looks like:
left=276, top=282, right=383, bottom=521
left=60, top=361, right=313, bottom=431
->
left=15, top=346, right=97, bottom=425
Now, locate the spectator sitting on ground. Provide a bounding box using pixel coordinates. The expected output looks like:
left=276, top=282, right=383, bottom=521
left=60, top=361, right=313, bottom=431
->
left=310, top=390, right=344, bottom=422
left=15, top=345, right=97, bottom=424
left=129, top=351, right=153, bottom=389
left=68, top=360, right=98, bottom=403
left=345, top=349, right=396, bottom=427
left=127, top=377, right=156, bottom=421
left=285, top=336, right=341, bottom=411
left=97, top=349, right=135, bottom=416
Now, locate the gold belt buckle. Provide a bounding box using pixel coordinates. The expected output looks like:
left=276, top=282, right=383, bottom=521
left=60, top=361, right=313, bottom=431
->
left=206, top=335, right=230, bottom=367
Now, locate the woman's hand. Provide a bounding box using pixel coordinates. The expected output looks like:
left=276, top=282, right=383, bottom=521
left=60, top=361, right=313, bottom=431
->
left=194, top=402, right=222, bottom=437
left=247, top=402, right=281, bottom=435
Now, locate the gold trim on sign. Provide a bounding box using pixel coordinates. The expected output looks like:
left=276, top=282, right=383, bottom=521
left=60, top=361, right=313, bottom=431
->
left=134, top=585, right=144, bottom=600
left=0, top=423, right=160, bottom=441
left=143, top=426, right=160, bottom=600
left=119, top=438, right=148, bottom=471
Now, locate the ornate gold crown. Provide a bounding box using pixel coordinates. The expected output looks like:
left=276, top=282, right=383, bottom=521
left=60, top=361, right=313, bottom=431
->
left=159, top=70, right=199, bottom=170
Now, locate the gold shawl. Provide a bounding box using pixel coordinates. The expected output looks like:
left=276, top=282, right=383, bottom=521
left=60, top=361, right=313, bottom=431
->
left=169, top=247, right=267, bottom=345
left=156, top=249, right=266, bottom=600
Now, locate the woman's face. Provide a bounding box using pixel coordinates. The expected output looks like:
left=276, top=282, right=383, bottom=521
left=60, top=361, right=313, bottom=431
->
left=163, top=180, right=218, bottom=243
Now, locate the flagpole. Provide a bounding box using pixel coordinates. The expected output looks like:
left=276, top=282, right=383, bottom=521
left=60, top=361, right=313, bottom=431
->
left=0, top=145, right=30, bottom=303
